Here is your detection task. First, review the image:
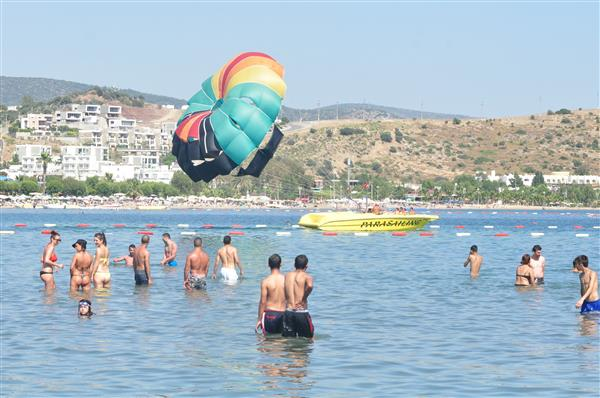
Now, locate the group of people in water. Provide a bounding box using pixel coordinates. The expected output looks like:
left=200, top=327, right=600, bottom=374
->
left=462, top=244, right=599, bottom=314
left=39, top=230, right=315, bottom=336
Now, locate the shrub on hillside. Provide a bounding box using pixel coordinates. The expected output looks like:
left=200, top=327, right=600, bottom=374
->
left=380, top=131, right=392, bottom=143
left=453, top=118, right=461, bottom=125
left=340, top=127, right=367, bottom=136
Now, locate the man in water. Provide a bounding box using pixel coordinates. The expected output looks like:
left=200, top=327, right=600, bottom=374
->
left=463, top=245, right=483, bottom=278
left=70, top=239, right=93, bottom=291
left=113, top=244, right=135, bottom=266
left=256, top=254, right=286, bottom=334
left=212, top=235, right=244, bottom=282
left=183, top=237, right=209, bottom=290
left=574, top=255, right=600, bottom=313
left=282, top=254, right=314, bottom=338
left=133, top=235, right=153, bottom=285
left=530, top=244, right=545, bottom=284
left=160, top=233, right=178, bottom=267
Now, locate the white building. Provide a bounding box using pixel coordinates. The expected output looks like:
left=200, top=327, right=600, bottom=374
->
left=15, top=144, right=53, bottom=175
left=20, top=114, right=53, bottom=130
left=108, top=118, right=136, bottom=130
left=61, top=146, right=109, bottom=180
left=485, top=170, right=600, bottom=187
left=160, top=122, right=176, bottom=153
left=101, top=104, right=122, bottom=118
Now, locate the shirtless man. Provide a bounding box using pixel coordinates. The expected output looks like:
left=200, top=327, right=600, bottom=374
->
left=212, top=235, right=244, bottom=282
left=463, top=245, right=483, bottom=278
left=574, top=255, right=600, bottom=313
left=256, top=254, right=286, bottom=334
left=113, top=244, right=135, bottom=266
left=282, top=255, right=314, bottom=338
left=183, top=238, right=209, bottom=290
left=530, top=245, right=546, bottom=284
left=69, top=239, right=93, bottom=292
left=160, top=233, right=178, bottom=267
left=133, top=235, right=153, bottom=285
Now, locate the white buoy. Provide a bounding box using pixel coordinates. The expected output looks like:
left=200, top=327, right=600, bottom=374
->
left=492, top=212, right=498, bottom=214
left=276, top=231, right=291, bottom=236
left=593, top=226, right=600, bottom=229
left=181, top=231, right=196, bottom=236
left=456, top=232, right=471, bottom=237
left=354, top=232, right=369, bottom=237
left=429, top=225, right=440, bottom=229
left=548, top=226, right=558, bottom=229
left=531, top=232, right=544, bottom=237
left=255, top=224, right=267, bottom=228
left=292, top=225, right=300, bottom=229
left=484, top=225, right=494, bottom=229
left=576, top=234, right=589, bottom=238
left=177, top=224, right=189, bottom=228
left=0, top=230, right=15, bottom=235
left=43, top=223, right=56, bottom=227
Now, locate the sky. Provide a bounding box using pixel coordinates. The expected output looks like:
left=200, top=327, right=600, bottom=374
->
left=1, top=1, right=598, bottom=117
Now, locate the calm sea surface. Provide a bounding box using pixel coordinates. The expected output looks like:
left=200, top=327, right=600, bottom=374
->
left=1, top=208, right=599, bottom=397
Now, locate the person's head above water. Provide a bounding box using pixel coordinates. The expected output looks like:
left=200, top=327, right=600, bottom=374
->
left=193, top=237, right=202, bottom=248
left=268, top=254, right=282, bottom=269
left=470, top=245, right=478, bottom=253
left=162, top=233, right=171, bottom=242
left=128, top=244, right=136, bottom=255
left=223, top=235, right=231, bottom=245
left=50, top=230, right=61, bottom=244
left=94, top=232, right=107, bottom=246
left=78, top=299, right=93, bottom=317
left=575, top=254, right=589, bottom=269
left=294, top=254, right=308, bottom=270
left=532, top=244, right=542, bottom=254
left=72, top=239, right=87, bottom=251
left=521, top=254, right=531, bottom=265
left=141, top=235, right=150, bottom=244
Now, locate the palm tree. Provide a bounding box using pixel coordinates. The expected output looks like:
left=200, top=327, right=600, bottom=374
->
left=40, top=152, right=52, bottom=194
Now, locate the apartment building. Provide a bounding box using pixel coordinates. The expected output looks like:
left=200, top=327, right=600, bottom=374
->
left=15, top=144, right=53, bottom=175
left=160, top=122, right=176, bottom=153
left=61, top=145, right=110, bottom=180
left=19, top=114, right=53, bottom=130
left=101, top=104, right=122, bottom=118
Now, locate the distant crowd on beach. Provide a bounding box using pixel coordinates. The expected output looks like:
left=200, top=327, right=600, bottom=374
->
left=40, top=230, right=315, bottom=338
left=462, top=244, right=599, bottom=313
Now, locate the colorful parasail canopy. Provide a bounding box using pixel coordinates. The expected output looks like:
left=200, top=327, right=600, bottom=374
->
left=172, top=52, right=287, bottom=182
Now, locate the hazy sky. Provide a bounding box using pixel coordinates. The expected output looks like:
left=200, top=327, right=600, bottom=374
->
left=1, top=1, right=598, bottom=116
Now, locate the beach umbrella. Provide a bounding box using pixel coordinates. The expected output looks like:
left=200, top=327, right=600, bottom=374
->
left=172, top=52, right=286, bottom=183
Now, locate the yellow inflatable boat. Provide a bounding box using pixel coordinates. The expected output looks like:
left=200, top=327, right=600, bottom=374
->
left=298, top=212, right=439, bottom=232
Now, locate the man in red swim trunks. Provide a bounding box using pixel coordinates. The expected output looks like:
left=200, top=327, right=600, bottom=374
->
left=256, top=254, right=286, bottom=334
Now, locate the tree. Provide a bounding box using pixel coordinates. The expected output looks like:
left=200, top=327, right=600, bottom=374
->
left=45, top=178, right=65, bottom=195
left=510, top=172, right=523, bottom=188
left=532, top=171, right=545, bottom=186
left=452, top=118, right=461, bottom=125
left=160, top=153, right=177, bottom=165
left=39, top=152, right=52, bottom=193
left=20, top=180, right=39, bottom=195
left=10, top=153, right=19, bottom=165
left=171, top=171, right=193, bottom=195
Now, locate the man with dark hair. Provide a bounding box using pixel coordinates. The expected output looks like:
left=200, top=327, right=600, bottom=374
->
left=160, top=232, right=178, bottom=267
left=282, top=254, right=314, bottom=338
left=574, top=255, right=600, bottom=313
left=530, top=244, right=545, bottom=284
left=256, top=254, right=286, bottom=334
left=133, top=235, right=152, bottom=285
left=113, top=244, right=136, bottom=266
left=184, top=237, right=209, bottom=290
left=212, top=235, right=244, bottom=283
left=463, top=245, right=483, bottom=278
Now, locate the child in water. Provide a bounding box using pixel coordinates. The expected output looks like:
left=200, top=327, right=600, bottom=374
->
left=78, top=299, right=93, bottom=317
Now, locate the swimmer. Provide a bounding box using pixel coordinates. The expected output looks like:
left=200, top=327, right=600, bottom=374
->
left=91, top=232, right=111, bottom=288
left=78, top=299, right=93, bottom=318
left=530, top=244, right=546, bottom=284
left=69, top=239, right=93, bottom=292
left=183, top=238, right=209, bottom=290
left=40, top=230, right=64, bottom=289
left=256, top=254, right=286, bottom=334
left=133, top=235, right=153, bottom=285
left=372, top=203, right=381, bottom=215
left=515, top=254, right=536, bottom=287
left=463, top=245, right=483, bottom=278
left=113, top=244, right=136, bottom=266
left=409, top=207, right=416, bottom=215
left=574, top=255, right=600, bottom=313
left=160, top=233, right=178, bottom=267
left=282, top=255, right=314, bottom=338
left=212, top=235, right=244, bottom=282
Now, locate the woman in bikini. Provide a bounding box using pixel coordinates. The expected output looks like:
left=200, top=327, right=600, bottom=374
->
left=515, top=254, right=536, bottom=287
left=91, top=232, right=111, bottom=288
left=40, top=231, right=64, bottom=289
left=70, top=239, right=93, bottom=291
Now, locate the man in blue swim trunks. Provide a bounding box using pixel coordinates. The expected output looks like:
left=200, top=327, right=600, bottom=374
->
left=574, top=255, right=600, bottom=313
left=160, top=233, right=178, bottom=267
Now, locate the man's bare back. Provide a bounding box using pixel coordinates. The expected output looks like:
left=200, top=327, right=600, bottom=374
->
left=285, top=270, right=313, bottom=310
left=212, top=236, right=243, bottom=280
left=133, top=240, right=153, bottom=285
left=184, top=238, right=210, bottom=290
left=464, top=245, right=483, bottom=277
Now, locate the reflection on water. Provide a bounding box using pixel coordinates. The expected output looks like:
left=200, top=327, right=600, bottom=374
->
left=579, top=314, right=599, bottom=337
left=256, top=336, right=314, bottom=394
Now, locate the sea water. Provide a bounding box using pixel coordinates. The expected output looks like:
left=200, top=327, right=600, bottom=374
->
left=0, top=208, right=598, bottom=397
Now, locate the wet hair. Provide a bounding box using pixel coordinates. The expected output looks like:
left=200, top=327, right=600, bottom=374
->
left=162, top=232, right=171, bottom=239
left=78, top=299, right=93, bottom=317
left=532, top=245, right=542, bottom=252
left=141, top=235, right=150, bottom=244
left=268, top=254, right=282, bottom=269
left=94, top=232, right=107, bottom=245
left=194, top=237, right=202, bottom=247
left=572, top=256, right=580, bottom=267
left=223, top=235, right=231, bottom=244
left=294, top=254, right=308, bottom=269
left=577, top=255, right=589, bottom=268
left=470, top=245, right=478, bottom=252
left=128, top=244, right=136, bottom=250
left=521, top=254, right=531, bottom=265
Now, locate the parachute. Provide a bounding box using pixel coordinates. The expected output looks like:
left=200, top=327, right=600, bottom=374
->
left=172, top=52, right=286, bottom=182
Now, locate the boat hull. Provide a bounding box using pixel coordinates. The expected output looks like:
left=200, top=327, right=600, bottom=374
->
left=298, top=212, right=439, bottom=232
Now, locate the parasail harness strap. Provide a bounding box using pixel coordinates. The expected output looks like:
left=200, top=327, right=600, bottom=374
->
left=237, top=125, right=283, bottom=178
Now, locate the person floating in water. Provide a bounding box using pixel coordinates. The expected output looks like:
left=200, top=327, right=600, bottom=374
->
left=530, top=245, right=545, bottom=285
left=515, top=254, right=536, bottom=287
left=183, top=237, right=209, bottom=290
left=574, top=255, right=600, bottom=313
left=113, top=244, right=136, bottom=266
left=91, top=232, right=111, bottom=288
left=463, top=245, right=483, bottom=278
left=70, top=239, right=93, bottom=292
left=78, top=299, right=93, bottom=318
left=133, top=235, right=153, bottom=285
left=282, top=255, right=314, bottom=338
left=160, top=233, right=178, bottom=267
left=212, top=235, right=244, bottom=283
left=256, top=254, right=286, bottom=335
left=40, top=230, right=64, bottom=289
